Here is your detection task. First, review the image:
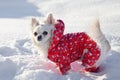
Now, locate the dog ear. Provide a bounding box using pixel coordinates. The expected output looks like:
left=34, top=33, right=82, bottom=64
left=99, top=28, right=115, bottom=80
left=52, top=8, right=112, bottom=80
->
left=31, top=18, right=39, bottom=27
left=45, top=13, right=55, bottom=25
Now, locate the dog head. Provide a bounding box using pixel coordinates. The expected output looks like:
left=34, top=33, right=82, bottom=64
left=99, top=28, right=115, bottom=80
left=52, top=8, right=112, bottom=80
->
left=31, top=14, right=55, bottom=50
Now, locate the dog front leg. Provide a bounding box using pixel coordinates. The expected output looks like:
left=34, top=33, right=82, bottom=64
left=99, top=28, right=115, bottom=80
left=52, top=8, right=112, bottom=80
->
left=58, top=63, right=71, bottom=75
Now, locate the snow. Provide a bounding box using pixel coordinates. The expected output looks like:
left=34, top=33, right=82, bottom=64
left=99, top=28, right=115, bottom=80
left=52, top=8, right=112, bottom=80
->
left=0, top=0, right=41, bottom=18
left=0, top=58, right=17, bottom=80
left=0, top=0, right=120, bottom=80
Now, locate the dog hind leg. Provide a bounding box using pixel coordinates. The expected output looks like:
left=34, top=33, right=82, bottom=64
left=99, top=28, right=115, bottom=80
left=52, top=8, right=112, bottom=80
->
left=86, top=18, right=111, bottom=72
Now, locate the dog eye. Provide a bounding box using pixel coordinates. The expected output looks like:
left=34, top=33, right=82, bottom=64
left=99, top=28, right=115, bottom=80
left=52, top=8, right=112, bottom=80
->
left=43, top=31, right=48, bottom=35
left=34, top=32, right=38, bottom=36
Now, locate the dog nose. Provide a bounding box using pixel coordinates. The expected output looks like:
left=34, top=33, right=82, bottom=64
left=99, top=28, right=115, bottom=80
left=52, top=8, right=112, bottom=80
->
left=37, top=35, right=42, bottom=41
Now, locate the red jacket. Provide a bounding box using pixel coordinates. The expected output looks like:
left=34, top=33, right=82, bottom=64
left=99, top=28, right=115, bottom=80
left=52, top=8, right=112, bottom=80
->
left=48, top=20, right=100, bottom=74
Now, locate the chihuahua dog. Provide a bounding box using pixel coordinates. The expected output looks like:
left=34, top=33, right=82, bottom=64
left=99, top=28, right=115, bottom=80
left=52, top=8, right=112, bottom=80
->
left=31, top=14, right=110, bottom=74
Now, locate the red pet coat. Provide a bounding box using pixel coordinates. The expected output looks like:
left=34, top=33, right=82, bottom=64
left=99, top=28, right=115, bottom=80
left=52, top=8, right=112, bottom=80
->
left=48, top=20, right=101, bottom=74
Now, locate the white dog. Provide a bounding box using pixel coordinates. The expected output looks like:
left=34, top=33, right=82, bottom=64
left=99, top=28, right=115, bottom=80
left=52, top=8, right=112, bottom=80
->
left=31, top=14, right=110, bottom=74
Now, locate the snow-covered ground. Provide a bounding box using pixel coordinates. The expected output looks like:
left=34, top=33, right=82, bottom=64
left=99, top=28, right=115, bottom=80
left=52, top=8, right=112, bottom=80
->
left=0, top=0, right=120, bottom=80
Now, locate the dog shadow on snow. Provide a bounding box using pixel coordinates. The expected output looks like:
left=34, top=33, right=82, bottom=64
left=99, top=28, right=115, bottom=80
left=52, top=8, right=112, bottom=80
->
left=103, top=50, right=120, bottom=80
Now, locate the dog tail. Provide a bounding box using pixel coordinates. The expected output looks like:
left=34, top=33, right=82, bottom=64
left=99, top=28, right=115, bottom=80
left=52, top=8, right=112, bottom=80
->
left=86, top=18, right=111, bottom=67
left=86, top=18, right=101, bottom=41
left=86, top=18, right=110, bottom=51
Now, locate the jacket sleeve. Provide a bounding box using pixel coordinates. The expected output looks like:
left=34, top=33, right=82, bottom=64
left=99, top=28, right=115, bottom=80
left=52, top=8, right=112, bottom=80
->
left=49, top=20, right=65, bottom=49
left=58, top=62, right=71, bottom=75
left=82, top=33, right=101, bottom=67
